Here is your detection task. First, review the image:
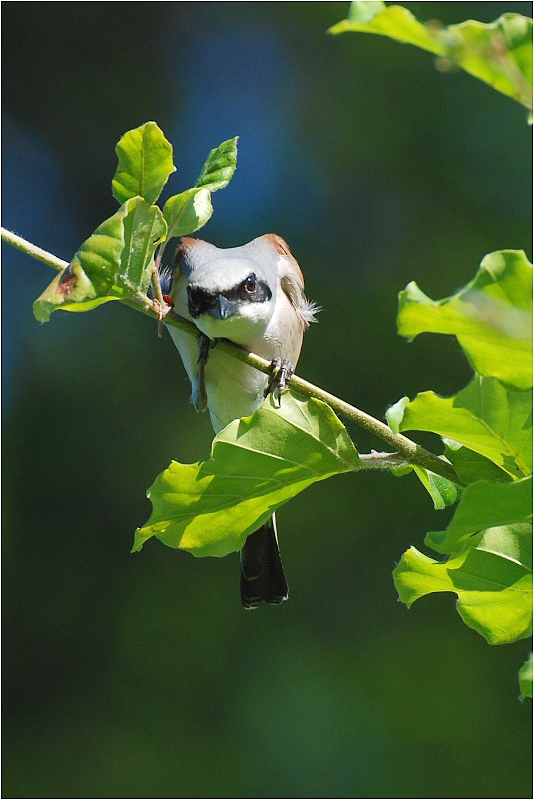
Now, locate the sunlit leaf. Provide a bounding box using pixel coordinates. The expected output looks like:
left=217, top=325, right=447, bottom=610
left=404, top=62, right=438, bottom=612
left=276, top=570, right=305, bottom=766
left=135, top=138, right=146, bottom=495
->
left=163, top=187, right=213, bottom=239
left=346, top=1, right=387, bottom=25
left=329, top=2, right=444, bottom=55
left=398, top=250, right=533, bottom=391
left=446, top=14, right=533, bottom=110
left=194, top=137, right=238, bottom=192
left=425, top=476, right=532, bottom=555
left=119, top=198, right=167, bottom=293
left=475, top=524, right=532, bottom=571
left=33, top=205, right=125, bottom=321
left=112, top=121, right=175, bottom=206
left=33, top=197, right=165, bottom=321
left=399, top=376, right=532, bottom=479
left=33, top=261, right=112, bottom=322
left=519, top=653, right=533, bottom=701
left=394, top=531, right=533, bottom=645
left=385, top=395, right=409, bottom=433
left=330, top=5, right=533, bottom=110
left=162, top=138, right=238, bottom=240
left=388, top=400, right=459, bottom=506
left=64, top=205, right=126, bottom=296
left=133, top=392, right=361, bottom=557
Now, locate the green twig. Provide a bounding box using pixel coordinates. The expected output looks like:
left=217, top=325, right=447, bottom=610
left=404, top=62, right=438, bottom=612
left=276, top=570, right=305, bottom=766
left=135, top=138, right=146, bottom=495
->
left=210, top=335, right=462, bottom=484
left=1, top=226, right=462, bottom=486
left=1, top=227, right=69, bottom=271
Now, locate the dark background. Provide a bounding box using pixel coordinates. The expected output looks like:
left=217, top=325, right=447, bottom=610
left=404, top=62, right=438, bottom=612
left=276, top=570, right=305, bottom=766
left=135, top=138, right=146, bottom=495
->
left=2, top=2, right=532, bottom=797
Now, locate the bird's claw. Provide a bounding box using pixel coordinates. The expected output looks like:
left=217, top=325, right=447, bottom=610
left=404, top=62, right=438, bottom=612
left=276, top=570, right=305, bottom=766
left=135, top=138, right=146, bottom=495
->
left=152, top=297, right=173, bottom=338
left=196, top=333, right=213, bottom=366
left=264, top=358, right=294, bottom=406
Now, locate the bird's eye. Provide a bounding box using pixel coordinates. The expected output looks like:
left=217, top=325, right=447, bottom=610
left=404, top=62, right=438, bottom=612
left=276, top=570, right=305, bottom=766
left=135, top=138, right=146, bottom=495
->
left=244, top=274, right=256, bottom=293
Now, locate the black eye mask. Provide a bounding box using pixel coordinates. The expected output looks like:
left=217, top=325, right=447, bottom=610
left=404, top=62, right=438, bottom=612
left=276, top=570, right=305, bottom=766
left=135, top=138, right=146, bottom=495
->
left=187, top=274, right=272, bottom=319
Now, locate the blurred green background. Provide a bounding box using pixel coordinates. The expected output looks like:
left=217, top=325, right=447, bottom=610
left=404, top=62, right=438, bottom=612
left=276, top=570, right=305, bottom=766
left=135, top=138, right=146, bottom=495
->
left=2, top=2, right=532, bottom=797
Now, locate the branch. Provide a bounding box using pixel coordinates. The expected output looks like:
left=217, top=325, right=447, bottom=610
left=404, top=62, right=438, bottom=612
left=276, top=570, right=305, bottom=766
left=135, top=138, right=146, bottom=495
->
left=1, top=227, right=69, bottom=271
left=358, top=451, right=412, bottom=470
left=1, top=226, right=463, bottom=485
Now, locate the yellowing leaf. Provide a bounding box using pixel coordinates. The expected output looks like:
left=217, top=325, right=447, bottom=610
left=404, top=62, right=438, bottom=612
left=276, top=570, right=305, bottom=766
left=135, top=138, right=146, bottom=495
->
left=33, top=198, right=166, bottom=321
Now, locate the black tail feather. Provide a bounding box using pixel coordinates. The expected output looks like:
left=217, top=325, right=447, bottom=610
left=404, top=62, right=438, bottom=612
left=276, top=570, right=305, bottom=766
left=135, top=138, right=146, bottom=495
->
left=240, top=515, right=288, bottom=609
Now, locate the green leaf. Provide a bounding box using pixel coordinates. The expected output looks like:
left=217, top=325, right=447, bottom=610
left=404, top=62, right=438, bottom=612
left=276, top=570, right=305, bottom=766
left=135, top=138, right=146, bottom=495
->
left=163, top=187, right=213, bottom=239
left=412, top=465, right=459, bottom=510
left=33, top=206, right=125, bottom=321
left=162, top=138, right=238, bottom=239
left=119, top=198, right=167, bottom=294
left=398, top=250, right=533, bottom=391
left=476, top=524, right=532, bottom=571
left=65, top=205, right=126, bottom=296
left=112, top=121, right=175, bottom=206
left=194, top=137, right=238, bottom=192
left=393, top=533, right=533, bottom=645
left=346, top=2, right=387, bottom=24
left=519, top=653, right=533, bottom=701
left=330, top=6, right=533, bottom=110
left=388, top=398, right=462, bottom=507
left=329, top=3, right=445, bottom=55
left=399, top=376, right=532, bottom=479
left=133, top=391, right=360, bottom=557
left=33, top=197, right=165, bottom=321
left=33, top=260, right=111, bottom=322
left=442, top=440, right=512, bottom=485
left=425, top=476, right=533, bottom=555
left=445, top=14, right=533, bottom=111
left=385, top=396, right=409, bottom=434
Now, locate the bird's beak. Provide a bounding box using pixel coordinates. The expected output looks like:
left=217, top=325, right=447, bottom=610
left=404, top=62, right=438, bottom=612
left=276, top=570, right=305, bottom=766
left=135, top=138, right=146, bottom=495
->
left=207, top=295, right=236, bottom=320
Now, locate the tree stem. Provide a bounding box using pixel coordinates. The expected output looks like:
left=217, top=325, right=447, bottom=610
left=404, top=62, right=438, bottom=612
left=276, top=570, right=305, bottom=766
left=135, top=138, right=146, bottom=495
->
left=1, top=226, right=68, bottom=271
left=2, top=226, right=462, bottom=485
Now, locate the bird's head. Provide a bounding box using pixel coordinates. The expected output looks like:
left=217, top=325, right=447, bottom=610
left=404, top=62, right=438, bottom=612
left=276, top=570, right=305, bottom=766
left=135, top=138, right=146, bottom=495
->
left=173, top=237, right=280, bottom=342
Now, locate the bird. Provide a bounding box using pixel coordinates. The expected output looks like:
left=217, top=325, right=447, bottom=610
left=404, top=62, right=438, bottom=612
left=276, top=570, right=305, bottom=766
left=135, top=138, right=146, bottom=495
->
left=163, top=234, right=318, bottom=608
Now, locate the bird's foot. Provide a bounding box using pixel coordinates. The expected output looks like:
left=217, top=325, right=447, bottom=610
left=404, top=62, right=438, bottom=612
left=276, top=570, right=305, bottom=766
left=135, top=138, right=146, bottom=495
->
left=151, top=295, right=174, bottom=337
left=264, top=358, right=295, bottom=406
left=196, top=332, right=213, bottom=366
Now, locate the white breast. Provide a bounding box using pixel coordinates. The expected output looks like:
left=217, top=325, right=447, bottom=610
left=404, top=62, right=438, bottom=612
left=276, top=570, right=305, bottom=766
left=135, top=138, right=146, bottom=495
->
left=168, top=276, right=304, bottom=434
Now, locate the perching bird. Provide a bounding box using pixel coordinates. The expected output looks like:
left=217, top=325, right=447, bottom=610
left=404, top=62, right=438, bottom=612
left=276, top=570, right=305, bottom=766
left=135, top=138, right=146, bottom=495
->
left=164, top=234, right=318, bottom=608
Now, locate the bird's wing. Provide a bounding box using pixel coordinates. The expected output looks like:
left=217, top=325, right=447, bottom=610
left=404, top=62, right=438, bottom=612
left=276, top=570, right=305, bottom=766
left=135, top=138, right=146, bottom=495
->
left=166, top=251, right=205, bottom=410
left=262, top=234, right=319, bottom=327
